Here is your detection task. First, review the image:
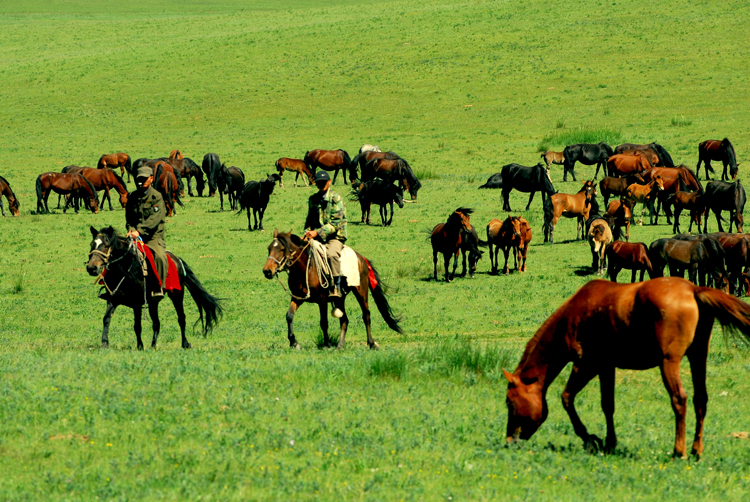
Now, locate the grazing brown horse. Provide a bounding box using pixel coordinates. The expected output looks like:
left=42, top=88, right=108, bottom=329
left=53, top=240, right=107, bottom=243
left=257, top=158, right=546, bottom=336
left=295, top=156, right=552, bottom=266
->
left=616, top=148, right=659, bottom=166
left=540, top=151, right=564, bottom=170
left=431, top=208, right=473, bottom=282
left=275, top=158, right=314, bottom=187
left=605, top=198, right=633, bottom=241
left=504, top=277, right=750, bottom=458
left=36, top=172, right=99, bottom=214
left=262, top=230, right=403, bottom=349
left=153, top=163, right=183, bottom=216
left=626, top=177, right=664, bottom=225
left=542, top=181, right=596, bottom=243
left=97, top=153, right=131, bottom=181
left=363, top=157, right=422, bottom=201
left=648, top=238, right=713, bottom=285
left=304, top=149, right=355, bottom=185
left=697, top=138, right=738, bottom=181
left=669, top=190, right=704, bottom=234
left=615, top=142, right=675, bottom=167
left=607, top=153, right=652, bottom=177
left=587, top=217, right=613, bottom=275
left=78, top=167, right=128, bottom=210
left=486, top=216, right=532, bottom=274
left=0, top=175, right=20, bottom=216
left=710, top=233, right=750, bottom=296
left=356, top=150, right=401, bottom=174
left=606, top=240, right=652, bottom=282
left=169, top=150, right=183, bottom=159
left=641, top=166, right=702, bottom=225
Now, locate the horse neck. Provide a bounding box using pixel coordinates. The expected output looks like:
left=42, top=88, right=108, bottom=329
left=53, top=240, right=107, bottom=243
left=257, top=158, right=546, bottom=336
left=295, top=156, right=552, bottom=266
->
left=515, top=314, right=571, bottom=393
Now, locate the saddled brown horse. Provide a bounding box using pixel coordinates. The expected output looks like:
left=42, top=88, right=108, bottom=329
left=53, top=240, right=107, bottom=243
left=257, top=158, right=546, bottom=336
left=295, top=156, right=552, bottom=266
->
left=78, top=167, right=128, bottom=210
left=362, top=157, right=422, bottom=201
left=542, top=181, right=596, bottom=243
left=304, top=149, right=356, bottom=185
left=606, top=240, right=652, bottom=282
left=262, top=230, right=403, bottom=349
left=275, top=158, right=314, bottom=187
left=36, top=172, right=99, bottom=214
left=98, top=153, right=132, bottom=181
left=697, top=138, right=739, bottom=181
left=641, top=165, right=702, bottom=225
left=607, top=153, right=652, bottom=177
left=153, top=162, right=183, bottom=216
left=486, top=216, right=532, bottom=274
left=0, top=175, right=20, bottom=216
left=504, top=277, right=750, bottom=458
left=431, top=208, right=473, bottom=282
left=169, top=150, right=183, bottom=160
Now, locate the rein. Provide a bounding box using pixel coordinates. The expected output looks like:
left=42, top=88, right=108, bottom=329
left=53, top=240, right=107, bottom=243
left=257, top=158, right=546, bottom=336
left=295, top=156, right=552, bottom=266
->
left=90, top=238, right=140, bottom=297
left=269, top=238, right=320, bottom=301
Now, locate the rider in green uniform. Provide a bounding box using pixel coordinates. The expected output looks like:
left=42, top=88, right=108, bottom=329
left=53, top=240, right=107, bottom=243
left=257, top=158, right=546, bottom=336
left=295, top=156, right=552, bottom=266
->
left=304, top=171, right=348, bottom=317
left=126, top=165, right=167, bottom=296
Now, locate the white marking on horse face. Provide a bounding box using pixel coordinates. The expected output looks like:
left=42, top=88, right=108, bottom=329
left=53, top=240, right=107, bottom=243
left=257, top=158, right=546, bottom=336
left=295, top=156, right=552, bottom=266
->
left=272, top=241, right=279, bottom=248
left=94, top=238, right=102, bottom=249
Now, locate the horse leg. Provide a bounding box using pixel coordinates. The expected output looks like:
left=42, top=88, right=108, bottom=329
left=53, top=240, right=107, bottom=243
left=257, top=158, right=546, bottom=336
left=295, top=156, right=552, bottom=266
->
left=246, top=207, right=252, bottom=231
left=561, top=363, right=603, bottom=453
left=433, top=250, right=439, bottom=281
left=332, top=168, right=339, bottom=185
left=285, top=300, right=302, bottom=349
left=659, top=359, right=689, bottom=458
left=451, top=250, right=460, bottom=280
left=388, top=201, right=394, bottom=226
left=101, top=302, right=117, bottom=348
left=525, top=192, right=535, bottom=211
left=686, top=328, right=711, bottom=458
left=460, top=249, right=467, bottom=277
left=258, top=207, right=266, bottom=230
left=673, top=206, right=681, bottom=234
left=253, top=208, right=259, bottom=230
left=444, top=253, right=452, bottom=282
left=599, top=366, right=618, bottom=453
left=729, top=210, right=735, bottom=233
left=502, top=189, right=511, bottom=212
left=353, top=284, right=377, bottom=349
left=705, top=160, right=712, bottom=180
left=714, top=210, right=724, bottom=233
left=319, top=302, right=331, bottom=347
left=630, top=268, right=637, bottom=283
left=148, top=299, right=161, bottom=348
left=502, top=246, right=511, bottom=274
left=169, top=289, right=190, bottom=349
left=133, top=305, right=144, bottom=350
left=380, top=204, right=386, bottom=226
left=336, top=298, right=349, bottom=350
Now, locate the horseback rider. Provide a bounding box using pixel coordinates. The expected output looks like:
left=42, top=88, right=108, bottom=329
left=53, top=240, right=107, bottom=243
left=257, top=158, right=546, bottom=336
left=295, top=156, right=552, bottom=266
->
left=126, top=165, right=167, bottom=297
left=304, top=171, right=348, bottom=316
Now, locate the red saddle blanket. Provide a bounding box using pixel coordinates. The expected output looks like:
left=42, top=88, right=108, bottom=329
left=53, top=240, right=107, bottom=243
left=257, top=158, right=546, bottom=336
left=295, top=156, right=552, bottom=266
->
left=136, top=241, right=182, bottom=292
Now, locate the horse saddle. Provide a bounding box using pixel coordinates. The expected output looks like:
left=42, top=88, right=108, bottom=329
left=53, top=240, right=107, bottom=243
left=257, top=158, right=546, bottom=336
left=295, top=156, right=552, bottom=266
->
left=311, top=241, right=361, bottom=288
left=135, top=241, right=182, bottom=292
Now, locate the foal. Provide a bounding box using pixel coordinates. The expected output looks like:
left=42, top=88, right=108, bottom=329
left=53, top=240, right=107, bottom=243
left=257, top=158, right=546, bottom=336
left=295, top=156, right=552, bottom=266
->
left=542, top=180, right=596, bottom=243
left=431, top=208, right=473, bottom=282
left=487, top=216, right=532, bottom=274
left=626, top=176, right=664, bottom=225
left=606, top=241, right=652, bottom=283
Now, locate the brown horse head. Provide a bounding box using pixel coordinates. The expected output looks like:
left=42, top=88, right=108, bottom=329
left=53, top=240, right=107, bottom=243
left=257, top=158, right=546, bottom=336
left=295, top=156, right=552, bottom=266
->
left=503, top=369, right=546, bottom=441
left=9, top=197, right=20, bottom=216
left=448, top=207, right=473, bottom=231
left=263, top=229, right=304, bottom=279
left=501, top=215, right=522, bottom=239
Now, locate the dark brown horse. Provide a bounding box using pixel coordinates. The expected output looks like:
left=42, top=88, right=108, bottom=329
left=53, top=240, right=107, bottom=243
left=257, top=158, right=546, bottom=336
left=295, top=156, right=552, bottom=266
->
left=431, top=208, right=473, bottom=282
left=702, top=180, right=746, bottom=233
left=36, top=172, right=99, bottom=214
left=169, top=149, right=183, bottom=160
left=504, top=277, right=750, bottom=458
left=0, top=175, right=20, bottom=216
left=98, top=153, right=132, bottom=181
left=153, top=163, right=183, bottom=216
left=641, top=166, right=702, bottom=225
left=262, top=230, right=403, bottom=349
left=606, top=241, right=652, bottom=282
left=697, top=138, right=738, bottom=181
left=304, top=149, right=355, bottom=185
left=668, top=189, right=704, bottom=234
left=648, top=238, right=721, bottom=286
left=710, top=233, right=750, bottom=296
left=355, top=150, right=401, bottom=175
left=163, top=157, right=204, bottom=197
left=275, top=158, right=314, bottom=187
left=605, top=198, right=634, bottom=241
left=615, top=142, right=675, bottom=167
left=542, top=181, right=596, bottom=243
left=598, top=173, right=645, bottom=206
left=363, top=157, right=422, bottom=201
left=486, top=216, right=532, bottom=274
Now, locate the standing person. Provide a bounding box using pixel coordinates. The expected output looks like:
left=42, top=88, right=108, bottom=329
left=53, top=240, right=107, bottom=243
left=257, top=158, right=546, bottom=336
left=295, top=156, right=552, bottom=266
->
left=126, top=165, right=167, bottom=297
left=304, top=171, right=348, bottom=317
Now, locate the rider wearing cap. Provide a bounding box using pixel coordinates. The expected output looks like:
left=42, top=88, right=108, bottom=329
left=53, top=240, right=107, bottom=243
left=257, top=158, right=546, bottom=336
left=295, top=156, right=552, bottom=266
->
left=304, top=171, right=348, bottom=305
left=126, top=165, right=167, bottom=296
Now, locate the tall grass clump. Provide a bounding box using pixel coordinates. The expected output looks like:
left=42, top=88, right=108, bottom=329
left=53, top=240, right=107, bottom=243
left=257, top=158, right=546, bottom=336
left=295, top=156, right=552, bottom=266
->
left=413, top=168, right=440, bottom=180
left=671, top=116, right=692, bottom=127
left=416, top=337, right=516, bottom=379
left=12, top=269, right=25, bottom=294
left=537, top=127, right=622, bottom=151
left=368, top=350, right=407, bottom=379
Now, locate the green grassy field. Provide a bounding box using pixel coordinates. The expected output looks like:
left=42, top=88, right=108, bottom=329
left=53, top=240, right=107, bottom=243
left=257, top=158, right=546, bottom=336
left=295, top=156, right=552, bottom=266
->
left=2, top=0, right=750, bottom=500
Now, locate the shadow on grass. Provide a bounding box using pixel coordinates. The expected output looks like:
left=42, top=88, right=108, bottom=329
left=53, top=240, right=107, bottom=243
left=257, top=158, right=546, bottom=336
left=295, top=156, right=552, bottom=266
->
left=573, top=266, right=595, bottom=277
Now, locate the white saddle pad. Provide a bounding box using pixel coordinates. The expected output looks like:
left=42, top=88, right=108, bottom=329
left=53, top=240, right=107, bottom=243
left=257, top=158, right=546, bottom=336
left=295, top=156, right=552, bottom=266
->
left=340, top=246, right=360, bottom=288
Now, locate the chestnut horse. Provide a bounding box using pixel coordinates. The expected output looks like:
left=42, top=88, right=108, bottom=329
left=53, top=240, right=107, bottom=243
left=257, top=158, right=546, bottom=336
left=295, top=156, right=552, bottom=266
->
left=598, top=173, right=645, bottom=206
left=540, top=151, right=564, bottom=170
left=78, top=167, right=128, bottom=210
left=615, top=142, right=675, bottom=167
left=169, top=149, right=183, bottom=159
left=641, top=166, right=702, bottom=225
left=504, top=277, right=750, bottom=458
left=607, top=153, right=652, bottom=177
left=626, top=177, right=664, bottom=225
left=275, top=158, right=314, bottom=187
left=616, top=148, right=659, bottom=166
left=605, top=198, right=633, bottom=241
left=97, top=153, right=131, bottom=181
left=0, top=175, right=20, bottom=216
left=697, top=138, right=738, bottom=181
left=153, top=163, right=183, bottom=216
left=606, top=240, right=652, bottom=282
left=487, top=216, right=532, bottom=274
left=304, top=149, right=356, bottom=185
left=262, top=230, right=403, bottom=349
left=431, top=208, right=473, bottom=282
left=36, top=172, right=99, bottom=214
left=542, top=181, right=596, bottom=243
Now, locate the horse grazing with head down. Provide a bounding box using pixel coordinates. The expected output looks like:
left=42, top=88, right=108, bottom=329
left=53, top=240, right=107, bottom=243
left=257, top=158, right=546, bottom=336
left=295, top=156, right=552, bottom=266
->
left=218, top=164, right=245, bottom=211
left=275, top=158, right=314, bottom=188
left=542, top=181, right=596, bottom=243
left=430, top=208, right=474, bottom=282
left=486, top=216, right=532, bottom=274
left=362, top=157, right=421, bottom=201
left=237, top=174, right=281, bottom=231
left=0, top=175, right=20, bottom=216
left=701, top=180, right=746, bottom=233
left=352, top=178, right=404, bottom=226
left=36, top=172, right=99, bottom=214
left=304, top=149, right=356, bottom=185
left=98, top=153, right=132, bottom=181
left=153, top=162, right=183, bottom=216
left=162, top=157, right=204, bottom=197
left=263, top=229, right=403, bottom=349
left=504, top=277, right=750, bottom=458
left=458, top=226, right=484, bottom=278
left=563, top=142, right=614, bottom=180
left=540, top=151, right=565, bottom=171
left=606, top=241, right=652, bottom=283
left=697, top=138, right=739, bottom=181
left=202, top=153, right=221, bottom=197
left=169, top=149, right=183, bottom=160
left=501, top=162, right=556, bottom=212
left=79, top=167, right=128, bottom=210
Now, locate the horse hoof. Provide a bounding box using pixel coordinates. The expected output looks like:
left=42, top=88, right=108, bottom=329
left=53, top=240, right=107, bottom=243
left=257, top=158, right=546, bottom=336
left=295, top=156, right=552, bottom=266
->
left=370, top=342, right=380, bottom=350
left=101, top=342, right=109, bottom=349
left=183, top=343, right=192, bottom=349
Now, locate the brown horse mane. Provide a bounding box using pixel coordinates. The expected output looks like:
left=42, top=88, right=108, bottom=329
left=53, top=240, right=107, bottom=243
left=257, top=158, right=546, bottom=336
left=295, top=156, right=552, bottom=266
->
left=513, top=300, right=571, bottom=380
left=0, top=175, right=14, bottom=195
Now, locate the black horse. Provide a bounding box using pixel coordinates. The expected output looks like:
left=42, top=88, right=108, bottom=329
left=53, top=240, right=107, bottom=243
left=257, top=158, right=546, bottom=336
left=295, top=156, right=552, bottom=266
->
left=218, top=164, right=245, bottom=211
left=156, top=157, right=205, bottom=197
left=237, top=173, right=281, bottom=230
left=500, top=162, right=556, bottom=211
left=615, top=142, right=675, bottom=167
left=563, top=142, right=614, bottom=180
left=86, top=226, right=223, bottom=349
left=697, top=138, right=739, bottom=181
left=352, top=179, right=404, bottom=226
left=459, top=226, right=484, bottom=278
left=702, top=180, right=746, bottom=233
left=671, top=233, right=729, bottom=290
left=362, top=156, right=422, bottom=201
left=478, top=173, right=503, bottom=189
left=202, top=153, right=221, bottom=197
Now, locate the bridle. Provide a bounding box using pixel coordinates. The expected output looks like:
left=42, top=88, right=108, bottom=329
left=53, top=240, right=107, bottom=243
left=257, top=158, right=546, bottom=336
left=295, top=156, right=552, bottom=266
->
left=88, top=235, right=138, bottom=296
left=266, top=238, right=310, bottom=275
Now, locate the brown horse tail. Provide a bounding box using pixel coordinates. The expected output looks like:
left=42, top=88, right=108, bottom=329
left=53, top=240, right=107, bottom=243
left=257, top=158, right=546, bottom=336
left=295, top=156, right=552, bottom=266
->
left=365, top=258, right=403, bottom=334
left=154, top=163, right=163, bottom=188
left=694, top=287, right=750, bottom=345
left=35, top=174, right=44, bottom=212
left=124, top=155, right=132, bottom=172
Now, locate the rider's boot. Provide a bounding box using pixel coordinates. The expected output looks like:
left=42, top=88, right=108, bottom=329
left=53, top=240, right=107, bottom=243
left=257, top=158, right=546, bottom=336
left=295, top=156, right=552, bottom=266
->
left=330, top=276, right=343, bottom=318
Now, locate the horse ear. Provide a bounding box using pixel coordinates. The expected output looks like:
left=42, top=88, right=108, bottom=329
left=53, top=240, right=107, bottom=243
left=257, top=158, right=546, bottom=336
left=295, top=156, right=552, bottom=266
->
left=90, top=226, right=98, bottom=238
left=502, top=369, right=517, bottom=384
left=273, top=228, right=278, bottom=238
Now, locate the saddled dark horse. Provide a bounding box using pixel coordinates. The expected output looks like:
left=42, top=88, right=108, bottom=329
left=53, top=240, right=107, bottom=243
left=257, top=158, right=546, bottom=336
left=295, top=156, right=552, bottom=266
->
left=697, top=138, right=739, bottom=181
left=237, top=173, right=280, bottom=230
left=702, top=180, right=746, bottom=233
left=352, top=178, right=404, bottom=226
left=615, top=142, right=675, bottom=167
left=86, top=226, right=223, bottom=349
left=262, top=230, right=403, bottom=349
left=563, top=142, right=614, bottom=180
left=202, top=153, right=221, bottom=196
left=501, top=162, right=556, bottom=211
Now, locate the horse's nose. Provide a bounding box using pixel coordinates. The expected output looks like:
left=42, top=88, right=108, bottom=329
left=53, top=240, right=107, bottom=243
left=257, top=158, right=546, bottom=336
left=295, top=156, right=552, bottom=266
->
left=86, top=264, right=99, bottom=276
left=263, top=268, right=273, bottom=279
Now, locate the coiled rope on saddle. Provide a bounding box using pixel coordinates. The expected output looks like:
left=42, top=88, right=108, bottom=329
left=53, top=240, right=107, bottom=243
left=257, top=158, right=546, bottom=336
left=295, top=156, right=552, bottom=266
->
left=273, top=238, right=332, bottom=300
